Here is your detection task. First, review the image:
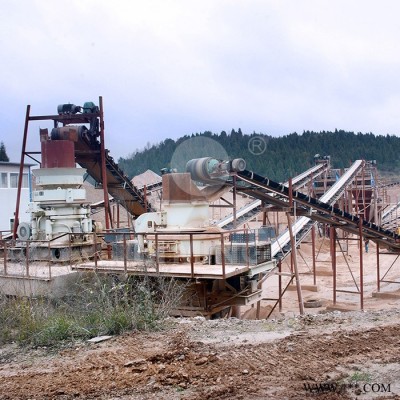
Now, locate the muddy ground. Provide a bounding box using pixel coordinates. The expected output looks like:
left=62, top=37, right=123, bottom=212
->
left=0, top=309, right=400, bottom=400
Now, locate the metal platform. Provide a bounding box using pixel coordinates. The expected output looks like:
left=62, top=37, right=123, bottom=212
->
left=73, top=259, right=276, bottom=279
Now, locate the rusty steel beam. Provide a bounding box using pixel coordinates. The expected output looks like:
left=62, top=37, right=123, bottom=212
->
left=331, top=226, right=337, bottom=305
left=99, top=96, right=112, bottom=233
left=13, top=105, right=31, bottom=240
left=359, top=217, right=364, bottom=310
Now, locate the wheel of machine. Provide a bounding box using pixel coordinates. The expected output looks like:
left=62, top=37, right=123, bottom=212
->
left=17, top=222, right=31, bottom=241
left=304, top=299, right=323, bottom=308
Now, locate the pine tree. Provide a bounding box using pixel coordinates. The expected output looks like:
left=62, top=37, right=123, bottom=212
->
left=0, top=142, right=9, bottom=162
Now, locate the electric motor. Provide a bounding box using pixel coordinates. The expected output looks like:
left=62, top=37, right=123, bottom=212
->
left=186, top=157, right=246, bottom=183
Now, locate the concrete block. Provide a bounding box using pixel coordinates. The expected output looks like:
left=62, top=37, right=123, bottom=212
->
left=287, top=284, right=319, bottom=292
left=372, top=291, right=400, bottom=300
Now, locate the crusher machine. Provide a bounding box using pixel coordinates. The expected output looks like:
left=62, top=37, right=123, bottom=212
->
left=107, top=157, right=275, bottom=317
left=11, top=122, right=97, bottom=262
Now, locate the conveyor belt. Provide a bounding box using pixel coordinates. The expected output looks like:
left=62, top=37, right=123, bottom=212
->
left=269, top=161, right=364, bottom=259
left=381, top=200, right=400, bottom=231
left=216, top=162, right=329, bottom=229
left=235, top=160, right=400, bottom=256
left=74, top=137, right=153, bottom=217
left=28, top=108, right=153, bottom=219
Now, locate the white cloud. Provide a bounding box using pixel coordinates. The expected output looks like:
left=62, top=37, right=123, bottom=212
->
left=1, top=0, right=400, bottom=163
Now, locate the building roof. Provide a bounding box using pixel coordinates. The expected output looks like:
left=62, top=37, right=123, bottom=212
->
left=0, top=161, right=36, bottom=167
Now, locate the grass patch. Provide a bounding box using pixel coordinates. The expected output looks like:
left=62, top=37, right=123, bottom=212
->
left=349, top=371, right=372, bottom=383
left=0, top=274, right=185, bottom=347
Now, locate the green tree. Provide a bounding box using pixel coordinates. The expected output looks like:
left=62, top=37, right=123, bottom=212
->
left=117, top=130, right=400, bottom=182
left=0, top=142, right=9, bottom=162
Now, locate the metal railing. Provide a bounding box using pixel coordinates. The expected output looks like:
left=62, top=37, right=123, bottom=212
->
left=0, top=227, right=273, bottom=280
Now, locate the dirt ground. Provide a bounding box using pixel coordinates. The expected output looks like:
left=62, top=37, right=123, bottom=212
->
left=1, top=234, right=400, bottom=399
left=0, top=309, right=400, bottom=400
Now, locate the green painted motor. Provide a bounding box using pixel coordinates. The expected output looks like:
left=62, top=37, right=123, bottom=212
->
left=82, top=101, right=99, bottom=113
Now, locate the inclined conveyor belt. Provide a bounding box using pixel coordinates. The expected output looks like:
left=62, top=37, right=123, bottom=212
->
left=74, top=135, right=154, bottom=217
left=235, top=159, right=400, bottom=258
left=381, top=201, right=400, bottom=223
left=216, top=162, right=329, bottom=229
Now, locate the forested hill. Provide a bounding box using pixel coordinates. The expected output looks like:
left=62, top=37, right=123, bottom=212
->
left=117, top=129, right=400, bottom=182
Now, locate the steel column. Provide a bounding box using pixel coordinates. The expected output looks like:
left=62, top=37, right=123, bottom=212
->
left=286, top=212, right=304, bottom=315
left=220, top=233, right=226, bottom=279
left=376, top=242, right=380, bottom=292
left=93, top=233, right=98, bottom=270
left=359, top=217, right=364, bottom=310
left=330, top=226, right=337, bottom=304
left=262, top=202, right=267, bottom=225
left=3, top=241, right=7, bottom=275
left=13, top=105, right=30, bottom=239
left=312, top=225, right=316, bottom=285
left=99, top=96, right=112, bottom=233
left=189, top=234, right=194, bottom=278
left=278, top=260, right=282, bottom=312
left=123, top=234, right=127, bottom=274
left=232, top=175, right=237, bottom=229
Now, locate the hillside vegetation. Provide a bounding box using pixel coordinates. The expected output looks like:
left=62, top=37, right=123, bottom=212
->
left=118, top=129, right=400, bottom=182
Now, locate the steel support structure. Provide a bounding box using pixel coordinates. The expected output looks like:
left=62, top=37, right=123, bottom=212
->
left=312, top=225, right=316, bottom=286
left=12, top=105, right=31, bottom=239
left=330, top=226, right=337, bottom=304
left=99, top=96, right=112, bottom=233
left=359, top=217, right=364, bottom=310
left=377, top=242, right=380, bottom=292
left=232, top=175, right=237, bottom=229
left=12, top=96, right=112, bottom=246
left=377, top=251, right=400, bottom=287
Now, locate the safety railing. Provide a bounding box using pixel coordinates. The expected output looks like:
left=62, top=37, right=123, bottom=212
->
left=0, top=228, right=273, bottom=280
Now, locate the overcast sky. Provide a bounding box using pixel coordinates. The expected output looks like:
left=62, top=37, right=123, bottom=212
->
left=1, top=0, right=400, bottom=163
